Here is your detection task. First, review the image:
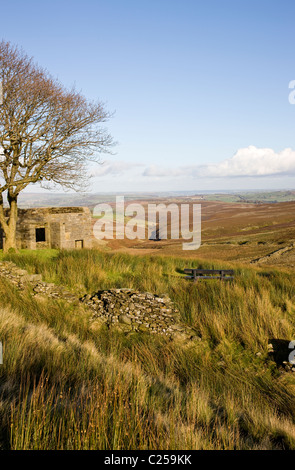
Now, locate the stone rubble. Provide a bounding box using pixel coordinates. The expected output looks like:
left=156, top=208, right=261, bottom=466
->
left=80, top=288, right=191, bottom=338
left=0, top=261, right=43, bottom=287
left=0, top=261, right=196, bottom=341
left=0, top=261, right=77, bottom=301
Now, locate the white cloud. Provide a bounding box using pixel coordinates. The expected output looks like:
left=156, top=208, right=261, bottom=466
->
left=198, top=146, right=295, bottom=177
left=142, top=165, right=184, bottom=177
left=142, top=146, right=295, bottom=178
left=91, top=160, right=143, bottom=177
left=90, top=146, right=295, bottom=182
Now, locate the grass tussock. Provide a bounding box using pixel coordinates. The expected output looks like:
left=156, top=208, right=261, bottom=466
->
left=0, top=249, right=295, bottom=449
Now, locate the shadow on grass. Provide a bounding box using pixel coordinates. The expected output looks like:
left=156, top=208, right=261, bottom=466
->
left=268, top=338, right=293, bottom=366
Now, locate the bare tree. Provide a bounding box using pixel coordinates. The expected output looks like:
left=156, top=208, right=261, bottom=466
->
left=0, top=40, right=113, bottom=251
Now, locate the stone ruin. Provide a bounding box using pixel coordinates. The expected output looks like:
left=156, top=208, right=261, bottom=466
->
left=80, top=289, right=185, bottom=337
left=0, top=207, right=92, bottom=250
left=0, top=261, right=196, bottom=341
left=0, top=261, right=77, bottom=302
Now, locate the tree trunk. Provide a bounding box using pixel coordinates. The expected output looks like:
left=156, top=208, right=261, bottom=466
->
left=3, top=196, right=18, bottom=252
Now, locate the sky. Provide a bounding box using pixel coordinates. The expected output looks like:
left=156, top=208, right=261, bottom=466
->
left=1, top=0, right=295, bottom=193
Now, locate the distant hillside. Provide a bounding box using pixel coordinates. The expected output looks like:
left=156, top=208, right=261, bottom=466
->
left=15, top=192, right=163, bottom=208
left=202, top=190, right=295, bottom=203
left=13, top=190, right=295, bottom=209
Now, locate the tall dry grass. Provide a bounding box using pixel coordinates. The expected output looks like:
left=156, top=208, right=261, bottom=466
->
left=0, top=249, right=294, bottom=449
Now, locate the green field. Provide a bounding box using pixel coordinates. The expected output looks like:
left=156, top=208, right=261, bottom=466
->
left=0, top=249, right=295, bottom=449
left=203, top=190, right=295, bottom=203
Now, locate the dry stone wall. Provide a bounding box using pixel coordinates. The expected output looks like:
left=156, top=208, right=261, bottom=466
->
left=80, top=289, right=188, bottom=337
left=0, top=261, right=78, bottom=301
left=0, top=261, right=196, bottom=341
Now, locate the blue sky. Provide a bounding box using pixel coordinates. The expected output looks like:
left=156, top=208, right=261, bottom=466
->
left=2, top=0, right=295, bottom=192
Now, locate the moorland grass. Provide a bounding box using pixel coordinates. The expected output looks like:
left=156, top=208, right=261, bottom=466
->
left=0, top=249, right=295, bottom=449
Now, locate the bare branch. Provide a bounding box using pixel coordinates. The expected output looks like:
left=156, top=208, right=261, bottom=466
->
left=0, top=40, right=114, bottom=250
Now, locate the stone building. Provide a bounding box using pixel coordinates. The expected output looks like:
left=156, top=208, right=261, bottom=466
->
left=0, top=207, right=92, bottom=250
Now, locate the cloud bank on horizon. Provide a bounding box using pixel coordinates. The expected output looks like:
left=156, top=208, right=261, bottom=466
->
left=143, top=146, right=295, bottom=179
left=95, top=146, right=295, bottom=180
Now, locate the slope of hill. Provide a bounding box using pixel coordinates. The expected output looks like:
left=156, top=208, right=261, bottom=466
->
left=0, top=249, right=295, bottom=450
left=103, top=200, right=295, bottom=267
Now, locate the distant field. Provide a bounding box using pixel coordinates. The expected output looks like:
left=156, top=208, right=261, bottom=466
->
left=202, top=190, right=295, bottom=203
left=14, top=190, right=295, bottom=208
left=96, top=200, right=295, bottom=268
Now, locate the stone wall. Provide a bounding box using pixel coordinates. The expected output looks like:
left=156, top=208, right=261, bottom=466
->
left=80, top=289, right=185, bottom=337
left=0, top=261, right=196, bottom=341
left=0, top=207, right=92, bottom=250
left=0, top=261, right=77, bottom=301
